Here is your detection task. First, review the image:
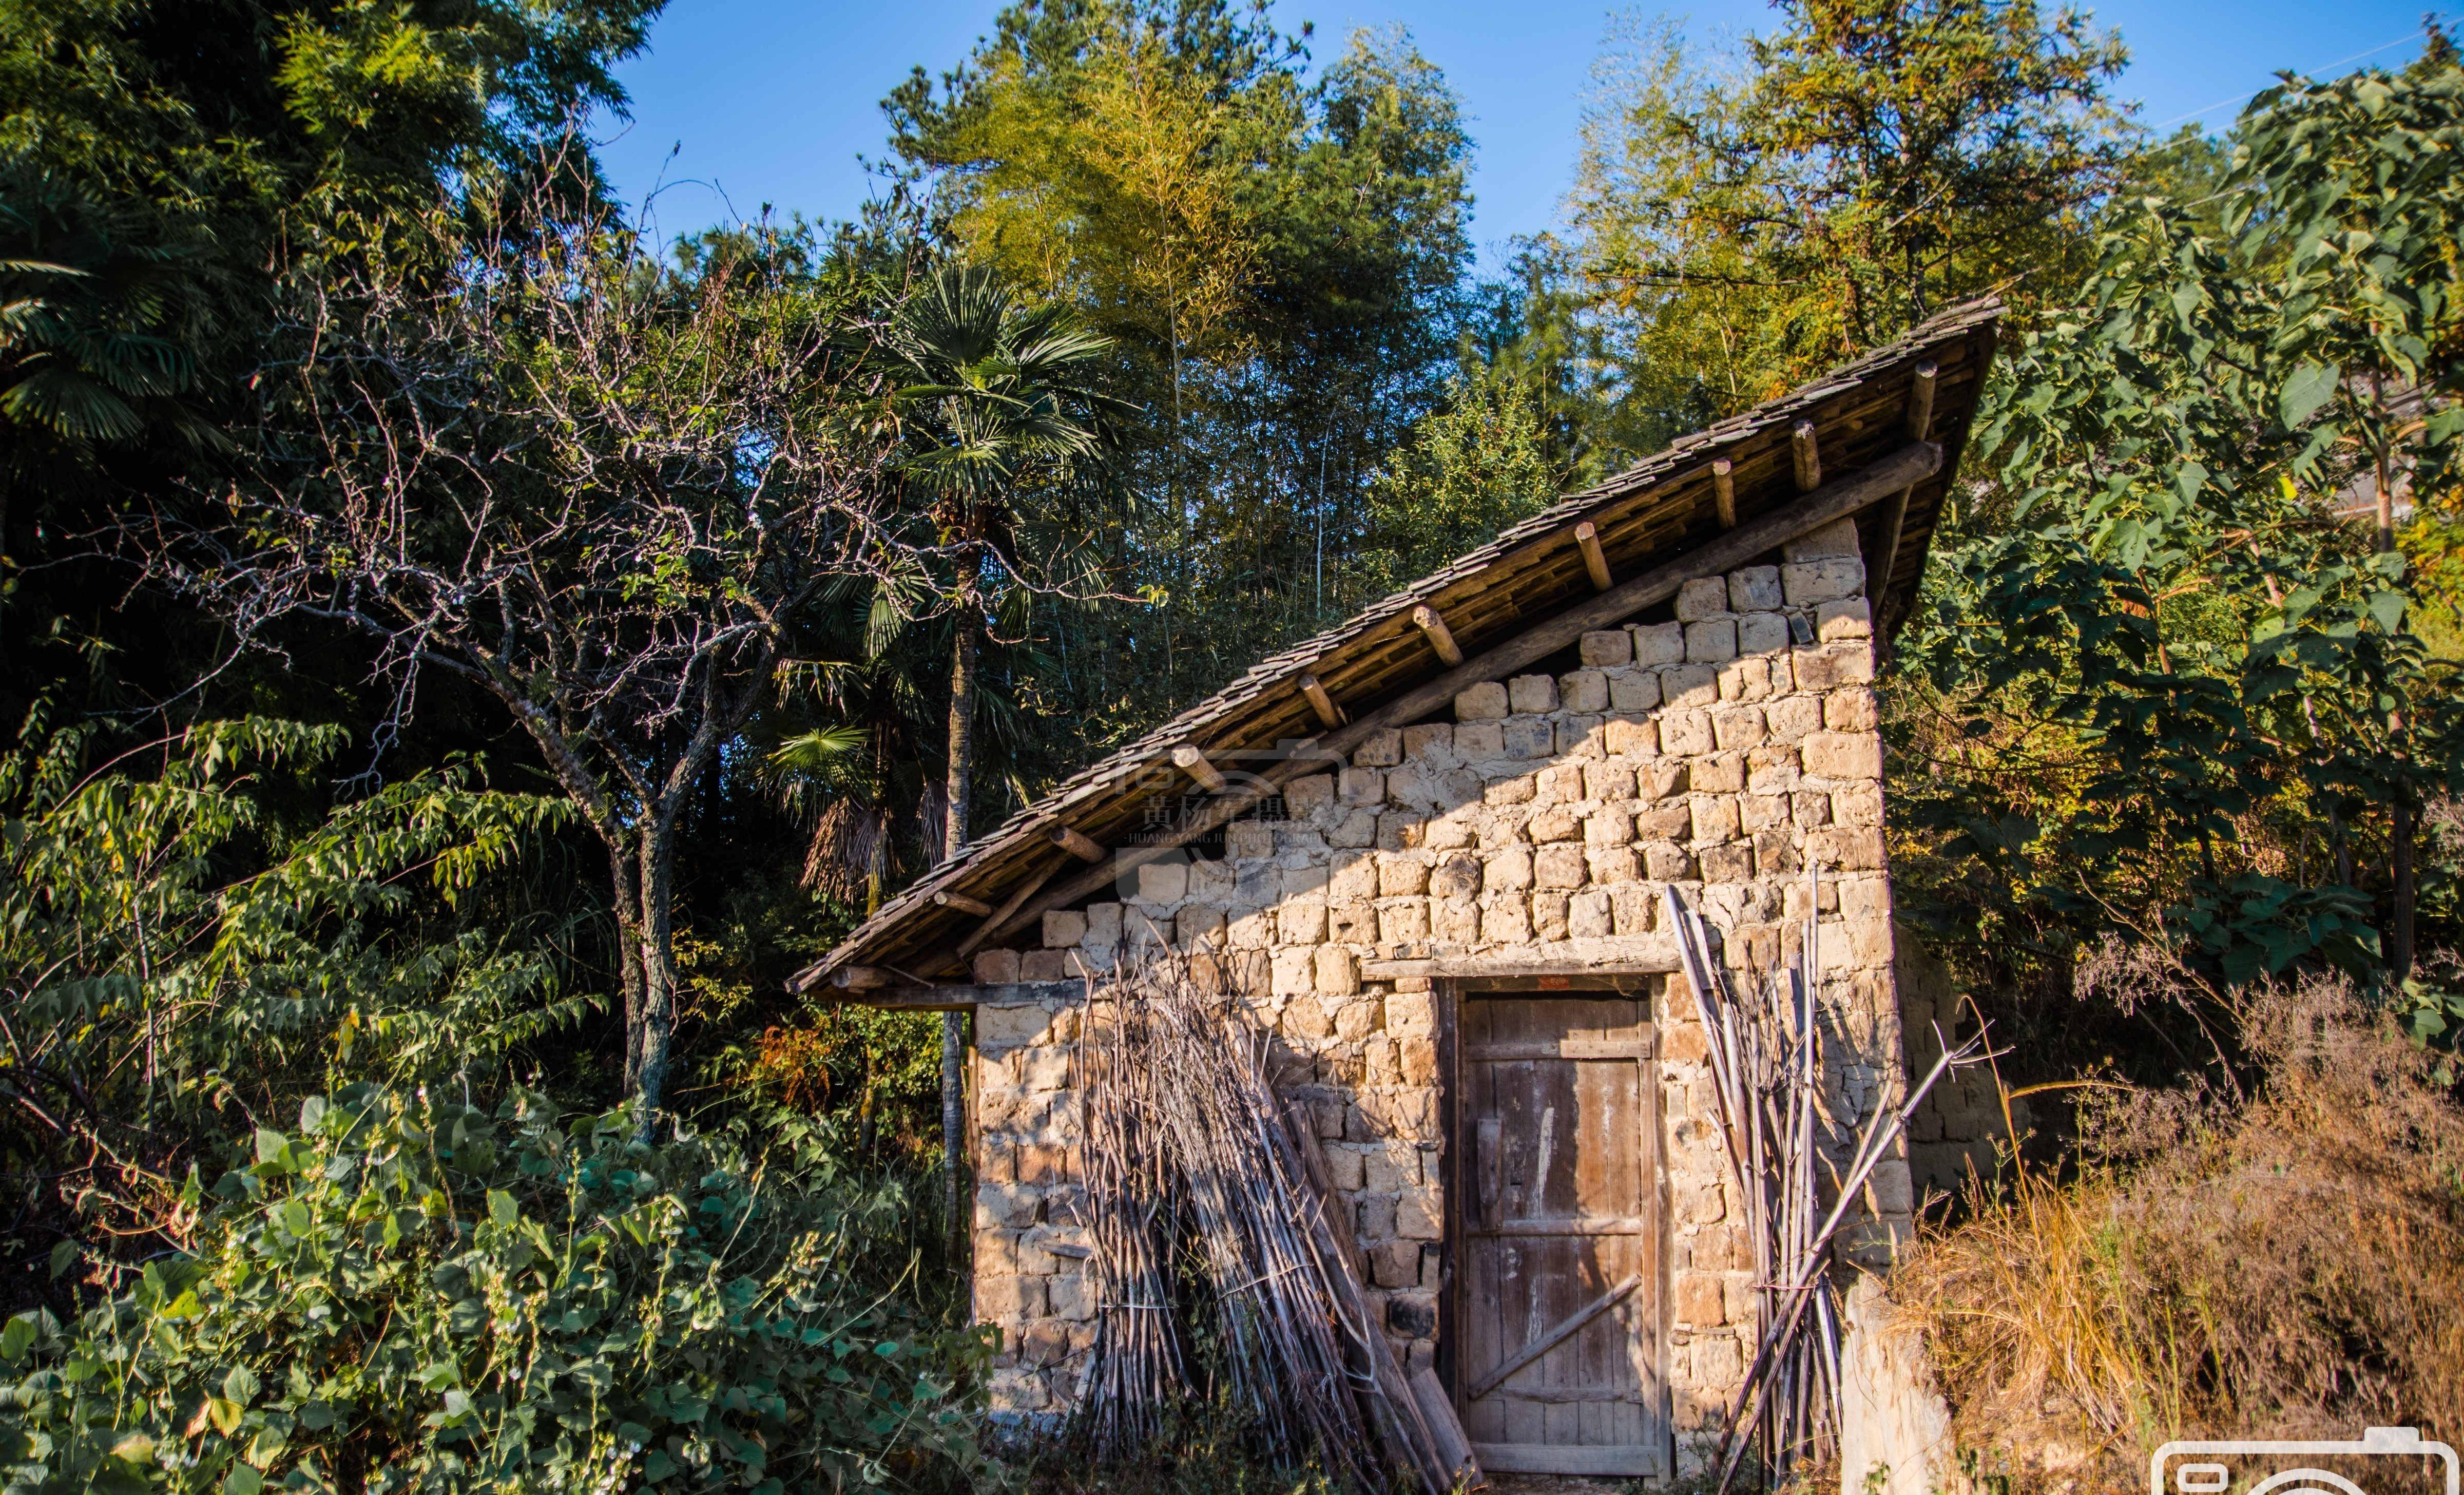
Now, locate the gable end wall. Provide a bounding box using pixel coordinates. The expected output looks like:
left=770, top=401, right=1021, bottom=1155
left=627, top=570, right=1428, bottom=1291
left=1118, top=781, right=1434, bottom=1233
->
left=963, top=520, right=1918, bottom=1480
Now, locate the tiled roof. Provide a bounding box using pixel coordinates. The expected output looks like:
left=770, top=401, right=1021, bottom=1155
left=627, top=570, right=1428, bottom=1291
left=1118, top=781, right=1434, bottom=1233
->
left=797, top=298, right=2003, bottom=988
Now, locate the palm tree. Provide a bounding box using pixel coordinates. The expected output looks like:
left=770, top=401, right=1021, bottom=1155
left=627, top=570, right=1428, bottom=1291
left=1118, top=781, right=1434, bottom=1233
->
left=883, top=262, right=1120, bottom=1235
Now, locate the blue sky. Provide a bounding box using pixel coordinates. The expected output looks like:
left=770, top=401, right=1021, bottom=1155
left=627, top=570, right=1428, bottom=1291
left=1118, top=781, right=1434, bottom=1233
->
left=595, top=2, right=2448, bottom=271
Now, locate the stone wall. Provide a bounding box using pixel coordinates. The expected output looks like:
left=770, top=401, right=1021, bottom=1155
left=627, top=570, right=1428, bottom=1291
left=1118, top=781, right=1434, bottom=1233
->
left=960, top=518, right=1918, bottom=1478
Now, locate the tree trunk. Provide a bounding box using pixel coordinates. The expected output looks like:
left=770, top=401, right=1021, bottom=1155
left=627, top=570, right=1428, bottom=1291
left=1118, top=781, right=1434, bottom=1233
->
left=634, top=817, right=681, bottom=1126
left=941, top=605, right=977, bottom=1253
left=2372, top=409, right=2414, bottom=982
left=611, top=842, right=646, bottom=1091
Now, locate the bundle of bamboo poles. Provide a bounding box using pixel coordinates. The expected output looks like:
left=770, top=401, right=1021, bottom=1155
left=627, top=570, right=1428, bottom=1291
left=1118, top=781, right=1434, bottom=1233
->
left=1663, top=875, right=1983, bottom=1494
left=1072, top=951, right=1390, bottom=1489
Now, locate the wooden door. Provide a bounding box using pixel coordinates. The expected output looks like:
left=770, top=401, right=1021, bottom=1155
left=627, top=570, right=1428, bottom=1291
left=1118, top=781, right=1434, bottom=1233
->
left=1454, top=994, right=1666, bottom=1477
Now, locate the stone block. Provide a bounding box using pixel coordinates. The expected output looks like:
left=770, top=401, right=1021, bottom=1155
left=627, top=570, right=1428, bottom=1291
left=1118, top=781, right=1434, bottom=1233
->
left=1503, top=717, right=1555, bottom=759
left=1584, top=762, right=1638, bottom=801
left=1764, top=695, right=1822, bottom=743
left=1660, top=710, right=1715, bottom=757
left=1454, top=721, right=1506, bottom=760
left=1690, top=754, right=1745, bottom=793
left=1370, top=1241, right=1421, bottom=1289
left=1455, top=681, right=1509, bottom=720
left=1527, top=806, right=1579, bottom=842
left=1508, top=674, right=1558, bottom=714
left=1674, top=576, right=1729, bottom=622
left=1793, top=640, right=1876, bottom=691
left=1792, top=791, right=1834, bottom=829
left=1020, top=949, right=1071, bottom=982
left=1833, top=781, right=1884, bottom=828
left=1802, top=731, right=1883, bottom=780
left=1226, top=821, right=1275, bottom=861
left=1387, top=988, right=1437, bottom=1038
left=1711, top=705, right=1767, bottom=751
left=1644, top=843, right=1697, bottom=880
left=1329, top=901, right=1376, bottom=944
left=977, top=1003, right=1053, bottom=1051
left=1810, top=826, right=1886, bottom=871
left=1337, top=767, right=1384, bottom=805
left=1784, top=515, right=1861, bottom=562
left=1556, top=716, right=1607, bottom=760
left=1676, top=1272, right=1728, bottom=1327
left=1272, top=947, right=1318, bottom=1000
left=1402, top=723, right=1454, bottom=760
left=977, top=1186, right=1045, bottom=1235
left=1280, top=899, right=1329, bottom=944
left=1178, top=905, right=1226, bottom=946
left=1316, top=946, right=1360, bottom=996
left=1395, top=1190, right=1442, bottom=1240
left=1354, top=727, right=1404, bottom=766
left=1690, top=795, right=1741, bottom=843
left=1284, top=774, right=1336, bottom=818
left=986, top=1367, right=1050, bottom=1413
left=1661, top=663, right=1719, bottom=710
left=1735, top=614, right=1790, bottom=661
left=1569, top=889, right=1613, bottom=938
left=1137, top=860, right=1188, bottom=905
left=1043, top=910, right=1088, bottom=949
left=1825, top=687, right=1879, bottom=732
left=1587, top=845, right=1640, bottom=886
left=1585, top=809, right=1635, bottom=847
left=1634, top=802, right=1692, bottom=841
left=972, top=948, right=1022, bottom=985
left=1580, top=629, right=1633, bottom=666
left=1717, top=656, right=1770, bottom=703
left=1378, top=899, right=1431, bottom=943
left=1699, top=842, right=1755, bottom=883
left=1816, top=596, right=1872, bottom=640
left=1630, top=621, right=1686, bottom=666
left=1430, top=854, right=1482, bottom=899
left=1386, top=1294, right=1439, bottom=1337
left=1783, top=557, right=1866, bottom=606
left=1559, top=669, right=1609, bottom=713
left=1664, top=1019, right=1709, bottom=1062
left=1740, top=793, right=1788, bottom=834
left=1328, top=853, right=1376, bottom=901
left=1048, top=1272, right=1096, bottom=1322
left=1604, top=715, right=1659, bottom=757
left=1686, top=617, right=1739, bottom=664
left=1485, top=847, right=1535, bottom=891
left=1480, top=895, right=1532, bottom=944
left=1607, top=667, right=1662, bottom=711
left=1378, top=857, right=1431, bottom=896
left=1535, top=843, right=1589, bottom=889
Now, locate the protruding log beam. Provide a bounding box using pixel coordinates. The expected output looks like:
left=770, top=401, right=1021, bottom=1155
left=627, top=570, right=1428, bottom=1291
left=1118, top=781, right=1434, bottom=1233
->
left=1906, top=361, right=1939, bottom=440
left=834, top=965, right=891, bottom=990
left=1297, top=672, right=1345, bottom=728
left=1411, top=604, right=1464, bottom=666
left=1791, top=420, right=1821, bottom=492
left=1575, top=521, right=1612, bottom=591
left=1048, top=823, right=1106, bottom=862
left=1171, top=744, right=1226, bottom=792
left=1712, top=459, right=1737, bottom=528
left=932, top=890, right=995, bottom=917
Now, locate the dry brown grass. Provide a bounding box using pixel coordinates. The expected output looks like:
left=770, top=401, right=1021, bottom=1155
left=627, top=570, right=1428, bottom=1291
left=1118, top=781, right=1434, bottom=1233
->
left=1896, top=978, right=2464, bottom=1491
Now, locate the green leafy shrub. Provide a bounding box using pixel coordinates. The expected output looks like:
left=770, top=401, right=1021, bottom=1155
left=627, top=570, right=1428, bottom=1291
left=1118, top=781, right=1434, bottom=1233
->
left=0, top=1086, right=990, bottom=1493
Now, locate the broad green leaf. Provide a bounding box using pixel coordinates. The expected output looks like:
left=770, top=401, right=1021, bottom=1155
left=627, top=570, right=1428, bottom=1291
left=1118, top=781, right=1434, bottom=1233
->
left=2278, top=360, right=2339, bottom=427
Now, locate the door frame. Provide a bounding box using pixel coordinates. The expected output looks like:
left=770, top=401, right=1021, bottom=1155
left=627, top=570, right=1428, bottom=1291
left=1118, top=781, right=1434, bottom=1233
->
left=1434, top=972, right=1672, bottom=1466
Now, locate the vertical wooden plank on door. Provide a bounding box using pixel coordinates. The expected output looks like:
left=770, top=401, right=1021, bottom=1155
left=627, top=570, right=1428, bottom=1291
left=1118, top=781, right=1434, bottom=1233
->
left=1451, top=991, right=1667, bottom=1478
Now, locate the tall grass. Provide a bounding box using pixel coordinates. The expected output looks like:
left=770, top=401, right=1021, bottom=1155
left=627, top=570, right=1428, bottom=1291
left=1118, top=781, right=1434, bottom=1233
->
left=1895, top=978, right=2464, bottom=1489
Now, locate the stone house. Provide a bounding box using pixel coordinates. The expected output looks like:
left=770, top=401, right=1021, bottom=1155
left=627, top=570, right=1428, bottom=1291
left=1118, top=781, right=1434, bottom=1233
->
left=790, top=301, right=2003, bottom=1481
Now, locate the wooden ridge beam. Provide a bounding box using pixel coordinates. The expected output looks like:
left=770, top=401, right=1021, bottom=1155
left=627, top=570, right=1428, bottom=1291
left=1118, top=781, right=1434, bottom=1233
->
left=962, top=440, right=1940, bottom=951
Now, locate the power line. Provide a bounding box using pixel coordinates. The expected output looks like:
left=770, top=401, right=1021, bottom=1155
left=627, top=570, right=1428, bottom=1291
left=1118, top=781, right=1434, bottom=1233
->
left=2149, top=22, right=2440, bottom=130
